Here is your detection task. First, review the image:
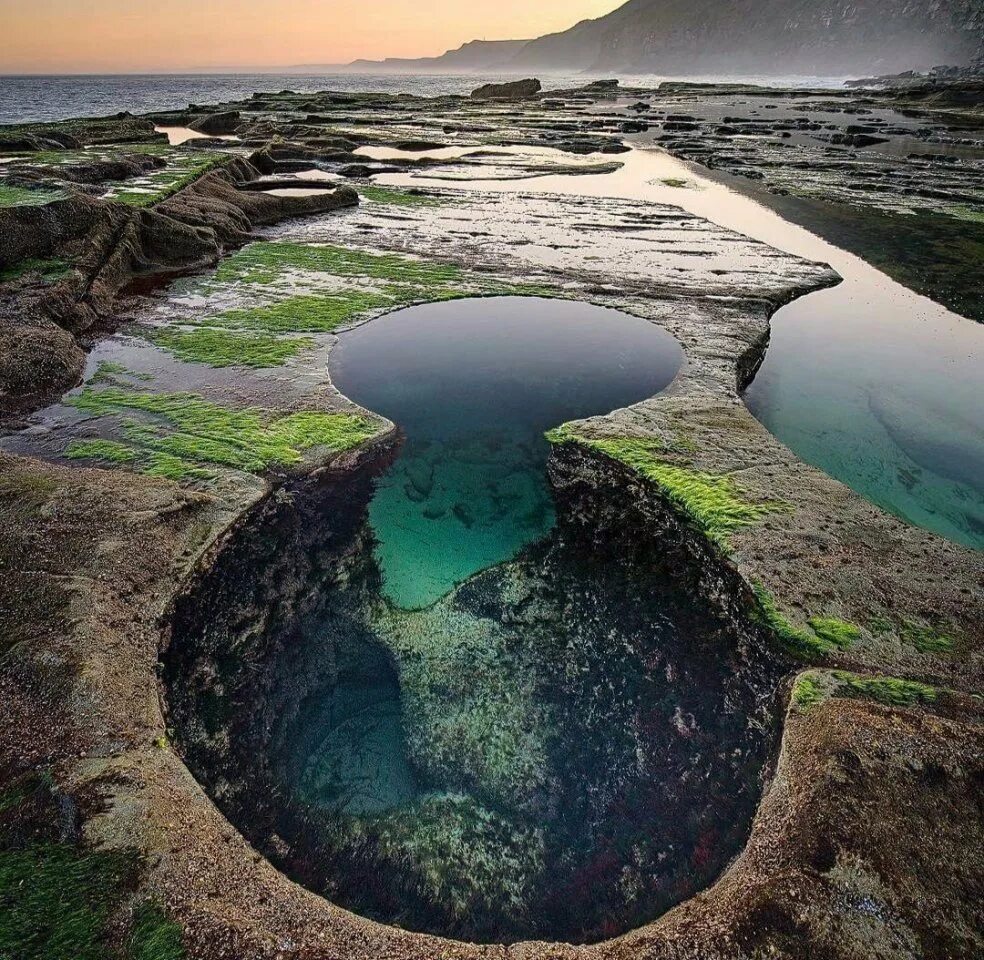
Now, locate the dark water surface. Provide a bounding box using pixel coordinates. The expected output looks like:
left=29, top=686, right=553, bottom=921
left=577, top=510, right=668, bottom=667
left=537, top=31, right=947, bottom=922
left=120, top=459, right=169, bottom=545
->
left=329, top=296, right=682, bottom=608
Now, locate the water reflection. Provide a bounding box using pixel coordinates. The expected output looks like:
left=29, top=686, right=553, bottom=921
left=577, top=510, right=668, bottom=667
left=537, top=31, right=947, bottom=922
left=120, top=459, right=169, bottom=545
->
left=379, top=145, right=984, bottom=548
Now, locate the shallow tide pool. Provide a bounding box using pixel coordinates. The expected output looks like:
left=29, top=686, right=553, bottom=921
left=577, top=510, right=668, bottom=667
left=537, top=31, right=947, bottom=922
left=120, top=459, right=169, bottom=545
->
left=329, top=296, right=682, bottom=608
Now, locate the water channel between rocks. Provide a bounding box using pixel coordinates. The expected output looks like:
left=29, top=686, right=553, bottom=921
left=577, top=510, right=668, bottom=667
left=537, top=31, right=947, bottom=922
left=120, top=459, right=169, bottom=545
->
left=375, top=143, right=984, bottom=550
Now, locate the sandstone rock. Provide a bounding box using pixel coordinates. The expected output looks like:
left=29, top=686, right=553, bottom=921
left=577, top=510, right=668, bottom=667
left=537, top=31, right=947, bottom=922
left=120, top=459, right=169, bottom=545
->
left=188, top=111, right=241, bottom=135
left=470, top=78, right=541, bottom=100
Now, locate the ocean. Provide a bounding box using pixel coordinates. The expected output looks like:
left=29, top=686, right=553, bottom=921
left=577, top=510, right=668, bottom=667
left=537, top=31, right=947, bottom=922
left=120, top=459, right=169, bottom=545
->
left=0, top=72, right=851, bottom=124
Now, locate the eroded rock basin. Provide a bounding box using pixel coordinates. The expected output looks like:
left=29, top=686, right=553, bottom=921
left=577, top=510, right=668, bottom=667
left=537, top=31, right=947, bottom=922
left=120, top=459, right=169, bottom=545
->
left=329, top=296, right=682, bottom=609
left=164, top=297, right=785, bottom=945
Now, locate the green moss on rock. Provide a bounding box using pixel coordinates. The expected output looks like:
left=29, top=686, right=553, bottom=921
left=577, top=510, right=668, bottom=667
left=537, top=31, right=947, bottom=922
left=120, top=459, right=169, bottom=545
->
left=359, top=185, right=445, bottom=207
left=153, top=328, right=314, bottom=367
left=0, top=257, right=72, bottom=284
left=213, top=241, right=463, bottom=288
left=372, top=793, right=543, bottom=921
left=792, top=673, right=828, bottom=711
left=202, top=291, right=393, bottom=333
left=807, top=617, right=861, bottom=651
left=548, top=430, right=781, bottom=548
left=66, top=387, right=378, bottom=477
left=900, top=620, right=954, bottom=654
left=0, top=183, right=64, bottom=207
left=833, top=671, right=938, bottom=708
left=0, top=776, right=184, bottom=960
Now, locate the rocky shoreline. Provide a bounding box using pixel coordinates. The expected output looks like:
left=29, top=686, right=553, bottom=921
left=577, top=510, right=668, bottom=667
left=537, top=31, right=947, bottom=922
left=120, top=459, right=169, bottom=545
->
left=0, top=78, right=981, bottom=958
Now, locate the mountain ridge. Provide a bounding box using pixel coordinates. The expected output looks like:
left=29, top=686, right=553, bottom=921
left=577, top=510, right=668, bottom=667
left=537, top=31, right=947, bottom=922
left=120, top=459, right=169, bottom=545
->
left=346, top=0, right=984, bottom=77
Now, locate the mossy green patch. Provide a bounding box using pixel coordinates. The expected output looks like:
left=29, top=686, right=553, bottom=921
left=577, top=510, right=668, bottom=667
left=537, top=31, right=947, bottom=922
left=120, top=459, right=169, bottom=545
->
left=868, top=614, right=894, bottom=636
left=67, top=387, right=378, bottom=475
left=105, top=153, right=228, bottom=208
left=0, top=183, right=64, bottom=207
left=547, top=429, right=781, bottom=549
left=66, top=439, right=139, bottom=465
left=213, top=241, right=463, bottom=288
left=832, top=671, right=938, bottom=708
left=153, top=328, right=314, bottom=367
left=89, top=361, right=155, bottom=386
left=127, top=902, right=185, bottom=960
left=792, top=670, right=938, bottom=713
left=0, top=843, right=137, bottom=960
left=0, top=775, right=185, bottom=960
left=0, top=257, right=71, bottom=284
left=807, top=617, right=861, bottom=651
left=900, top=620, right=954, bottom=654
left=359, top=185, right=445, bottom=207
left=66, top=438, right=212, bottom=482
left=371, top=793, right=543, bottom=921
left=202, top=291, right=393, bottom=333
left=750, top=583, right=831, bottom=659
left=792, top=673, right=827, bottom=711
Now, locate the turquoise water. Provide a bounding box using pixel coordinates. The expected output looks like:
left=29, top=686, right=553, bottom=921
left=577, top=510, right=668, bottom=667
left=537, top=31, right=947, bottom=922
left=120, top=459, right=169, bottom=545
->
left=329, top=296, right=683, bottom=608
left=381, top=147, right=984, bottom=551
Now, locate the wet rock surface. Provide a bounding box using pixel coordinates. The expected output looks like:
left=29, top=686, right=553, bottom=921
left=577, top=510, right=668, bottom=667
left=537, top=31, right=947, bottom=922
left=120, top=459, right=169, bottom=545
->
left=0, top=77, right=981, bottom=959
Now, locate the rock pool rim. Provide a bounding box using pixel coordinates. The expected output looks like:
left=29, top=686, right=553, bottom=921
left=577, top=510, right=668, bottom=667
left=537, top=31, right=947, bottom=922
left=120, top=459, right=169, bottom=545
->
left=325, top=295, right=686, bottom=611
left=161, top=435, right=788, bottom=947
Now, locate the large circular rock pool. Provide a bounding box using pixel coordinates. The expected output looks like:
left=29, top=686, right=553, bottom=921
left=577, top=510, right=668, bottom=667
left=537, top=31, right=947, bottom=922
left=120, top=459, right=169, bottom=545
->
left=165, top=296, right=785, bottom=945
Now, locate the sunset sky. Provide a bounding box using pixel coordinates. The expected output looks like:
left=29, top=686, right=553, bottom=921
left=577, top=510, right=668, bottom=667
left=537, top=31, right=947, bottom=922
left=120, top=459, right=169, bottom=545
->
left=2, top=0, right=623, bottom=73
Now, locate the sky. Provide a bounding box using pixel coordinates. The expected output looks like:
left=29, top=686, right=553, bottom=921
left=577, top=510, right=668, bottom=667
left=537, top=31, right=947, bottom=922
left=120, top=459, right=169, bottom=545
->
left=2, top=0, right=623, bottom=73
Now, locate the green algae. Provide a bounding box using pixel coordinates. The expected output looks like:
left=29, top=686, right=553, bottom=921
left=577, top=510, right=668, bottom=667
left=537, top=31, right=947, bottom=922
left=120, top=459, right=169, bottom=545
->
left=213, top=241, right=463, bottom=288
left=0, top=183, right=64, bottom=207
left=127, top=903, right=185, bottom=960
left=201, top=291, right=393, bottom=333
left=66, top=439, right=139, bottom=465
left=153, top=328, right=314, bottom=367
left=792, top=670, right=938, bottom=713
left=547, top=429, right=780, bottom=548
left=371, top=794, right=543, bottom=921
left=380, top=606, right=552, bottom=811
left=66, top=439, right=212, bottom=483
left=89, top=361, right=154, bottom=385
left=867, top=613, right=953, bottom=653
left=792, top=673, right=827, bottom=711
left=751, top=583, right=829, bottom=659
left=751, top=584, right=860, bottom=660
left=105, top=153, right=228, bottom=207
left=899, top=620, right=954, bottom=654
left=807, top=617, right=861, bottom=650
left=0, top=775, right=184, bottom=960
left=833, top=671, right=938, bottom=709
left=359, top=185, right=445, bottom=207
left=0, top=257, right=71, bottom=284
left=66, top=387, right=378, bottom=476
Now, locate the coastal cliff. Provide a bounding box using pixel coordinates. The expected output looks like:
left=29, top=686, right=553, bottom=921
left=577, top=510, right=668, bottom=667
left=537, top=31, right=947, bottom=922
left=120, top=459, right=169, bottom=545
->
left=354, top=0, right=984, bottom=76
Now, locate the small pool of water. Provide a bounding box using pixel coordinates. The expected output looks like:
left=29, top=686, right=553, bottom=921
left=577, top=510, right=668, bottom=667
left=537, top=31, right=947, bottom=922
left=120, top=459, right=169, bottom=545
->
left=329, top=296, right=682, bottom=609
left=379, top=145, right=984, bottom=549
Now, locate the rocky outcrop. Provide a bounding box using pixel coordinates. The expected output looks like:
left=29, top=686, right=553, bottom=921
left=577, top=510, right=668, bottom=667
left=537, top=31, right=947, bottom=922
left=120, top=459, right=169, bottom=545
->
left=470, top=78, right=542, bottom=100
left=188, top=110, right=241, bottom=135
left=0, top=153, right=357, bottom=415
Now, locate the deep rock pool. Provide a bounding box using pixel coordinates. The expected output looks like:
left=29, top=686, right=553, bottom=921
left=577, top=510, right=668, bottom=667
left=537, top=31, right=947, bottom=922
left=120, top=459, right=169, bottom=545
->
left=165, top=297, right=786, bottom=945
left=328, top=296, right=682, bottom=609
